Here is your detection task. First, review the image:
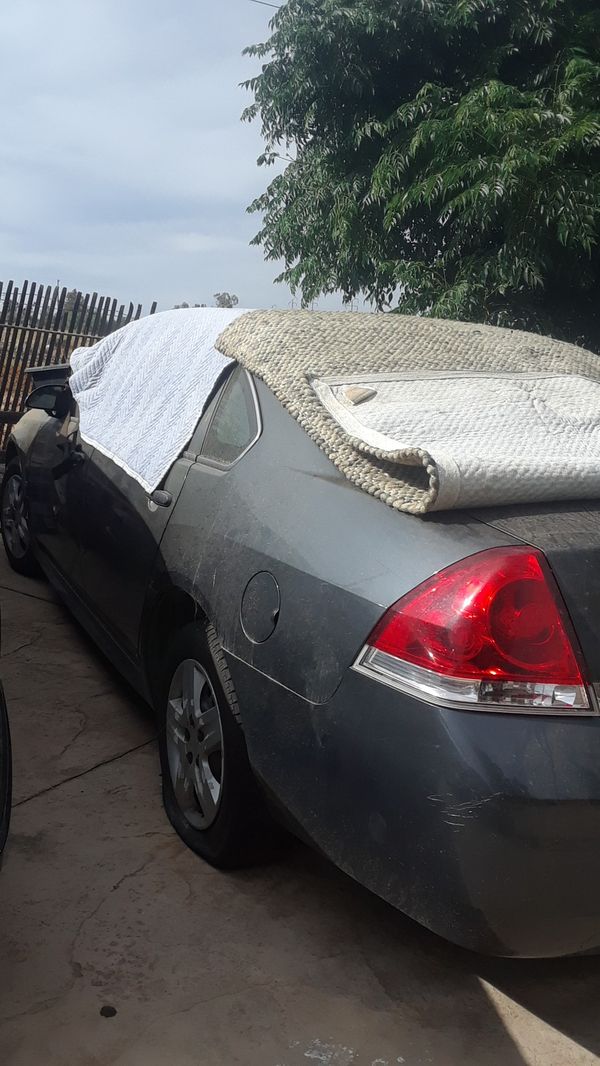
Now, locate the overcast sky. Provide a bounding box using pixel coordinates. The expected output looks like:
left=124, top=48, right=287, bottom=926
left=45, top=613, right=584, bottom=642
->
left=0, top=0, right=341, bottom=313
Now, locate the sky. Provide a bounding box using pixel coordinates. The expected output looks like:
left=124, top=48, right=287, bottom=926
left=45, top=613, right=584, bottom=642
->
left=0, top=0, right=344, bottom=313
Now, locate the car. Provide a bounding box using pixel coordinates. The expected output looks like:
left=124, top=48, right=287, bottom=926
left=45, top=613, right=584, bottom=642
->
left=3, top=352, right=600, bottom=958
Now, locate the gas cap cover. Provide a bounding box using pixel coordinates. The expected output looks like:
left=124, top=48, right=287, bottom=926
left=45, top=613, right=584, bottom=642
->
left=240, top=571, right=281, bottom=644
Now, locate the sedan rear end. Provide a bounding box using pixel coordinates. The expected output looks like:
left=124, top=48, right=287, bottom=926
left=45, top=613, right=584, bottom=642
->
left=226, top=478, right=600, bottom=957
left=340, top=513, right=600, bottom=956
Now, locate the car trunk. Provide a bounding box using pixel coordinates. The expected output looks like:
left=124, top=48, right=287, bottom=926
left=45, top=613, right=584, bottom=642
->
left=471, top=501, right=600, bottom=683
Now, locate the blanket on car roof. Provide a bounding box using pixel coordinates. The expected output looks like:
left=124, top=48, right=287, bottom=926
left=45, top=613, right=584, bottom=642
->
left=219, top=310, right=600, bottom=514
left=71, top=306, right=600, bottom=513
left=69, top=307, right=245, bottom=492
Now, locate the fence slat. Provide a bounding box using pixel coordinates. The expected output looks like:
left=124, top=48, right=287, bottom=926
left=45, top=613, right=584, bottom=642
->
left=71, top=291, right=90, bottom=350
left=4, top=284, right=18, bottom=329
left=0, top=281, right=14, bottom=326
left=90, top=295, right=107, bottom=339
left=44, top=287, right=67, bottom=367
left=96, top=296, right=112, bottom=339
left=114, top=303, right=126, bottom=332
left=81, top=291, right=99, bottom=342
left=28, top=283, right=55, bottom=370
left=107, top=298, right=118, bottom=334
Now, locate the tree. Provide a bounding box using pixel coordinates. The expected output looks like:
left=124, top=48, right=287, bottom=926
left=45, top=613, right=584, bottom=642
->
left=244, top=0, right=600, bottom=348
left=213, top=292, right=239, bottom=308
left=64, top=289, right=84, bottom=335
left=64, top=289, right=81, bottom=315
left=174, top=295, right=239, bottom=309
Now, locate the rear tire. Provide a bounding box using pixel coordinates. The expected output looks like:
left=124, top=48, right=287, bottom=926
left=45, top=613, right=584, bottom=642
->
left=0, top=459, right=40, bottom=576
left=158, top=621, right=270, bottom=869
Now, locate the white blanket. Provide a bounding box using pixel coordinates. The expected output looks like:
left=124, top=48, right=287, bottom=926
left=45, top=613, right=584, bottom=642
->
left=69, top=307, right=248, bottom=492
left=312, top=370, right=600, bottom=510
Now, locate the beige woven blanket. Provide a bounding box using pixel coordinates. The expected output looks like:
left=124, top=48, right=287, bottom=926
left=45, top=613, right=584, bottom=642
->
left=217, top=310, right=600, bottom=514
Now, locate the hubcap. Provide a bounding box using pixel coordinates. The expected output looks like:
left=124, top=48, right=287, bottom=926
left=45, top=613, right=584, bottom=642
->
left=2, top=474, right=30, bottom=559
left=166, top=658, right=224, bottom=830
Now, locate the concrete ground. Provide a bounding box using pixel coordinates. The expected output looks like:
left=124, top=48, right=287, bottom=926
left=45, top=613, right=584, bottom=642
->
left=2, top=557, right=600, bottom=1065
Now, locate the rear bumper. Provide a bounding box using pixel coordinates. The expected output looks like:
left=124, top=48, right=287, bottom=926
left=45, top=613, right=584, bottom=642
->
left=232, top=656, right=600, bottom=957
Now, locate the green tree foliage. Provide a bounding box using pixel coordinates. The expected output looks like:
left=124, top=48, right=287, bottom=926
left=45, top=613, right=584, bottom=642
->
left=244, top=0, right=600, bottom=347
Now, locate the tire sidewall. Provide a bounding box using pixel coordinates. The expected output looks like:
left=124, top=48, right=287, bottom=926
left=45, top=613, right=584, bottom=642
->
left=157, top=622, right=259, bottom=867
left=1, top=459, right=38, bottom=576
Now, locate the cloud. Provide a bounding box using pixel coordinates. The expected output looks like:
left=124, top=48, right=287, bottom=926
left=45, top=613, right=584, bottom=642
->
left=0, top=0, right=343, bottom=311
left=169, top=232, right=247, bottom=255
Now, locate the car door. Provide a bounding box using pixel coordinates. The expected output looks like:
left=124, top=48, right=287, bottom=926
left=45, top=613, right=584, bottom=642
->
left=27, top=396, right=92, bottom=585
left=72, top=364, right=250, bottom=662
left=157, top=365, right=262, bottom=618
left=74, top=447, right=194, bottom=662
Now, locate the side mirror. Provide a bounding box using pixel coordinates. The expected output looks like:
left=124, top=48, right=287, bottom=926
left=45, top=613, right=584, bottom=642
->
left=24, top=385, right=71, bottom=420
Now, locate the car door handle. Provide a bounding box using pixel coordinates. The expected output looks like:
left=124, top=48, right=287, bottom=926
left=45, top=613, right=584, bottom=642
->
left=148, top=489, right=172, bottom=508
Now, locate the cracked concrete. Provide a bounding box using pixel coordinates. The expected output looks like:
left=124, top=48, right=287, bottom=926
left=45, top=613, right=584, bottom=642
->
left=2, top=555, right=600, bottom=1064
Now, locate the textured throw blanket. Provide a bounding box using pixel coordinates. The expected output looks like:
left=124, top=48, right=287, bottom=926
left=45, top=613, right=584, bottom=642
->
left=218, top=310, right=600, bottom=513
left=311, top=370, right=600, bottom=511
left=71, top=306, right=600, bottom=513
left=69, top=307, right=245, bottom=492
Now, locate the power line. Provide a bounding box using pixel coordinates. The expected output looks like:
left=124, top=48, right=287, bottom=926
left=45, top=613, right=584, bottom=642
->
left=249, top=0, right=281, bottom=8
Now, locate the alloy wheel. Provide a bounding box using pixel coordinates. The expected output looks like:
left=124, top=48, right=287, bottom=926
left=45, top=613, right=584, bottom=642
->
left=2, top=474, right=30, bottom=560
left=166, top=658, right=224, bottom=829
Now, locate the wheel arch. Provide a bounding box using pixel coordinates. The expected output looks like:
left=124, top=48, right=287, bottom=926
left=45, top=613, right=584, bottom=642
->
left=141, top=584, right=208, bottom=701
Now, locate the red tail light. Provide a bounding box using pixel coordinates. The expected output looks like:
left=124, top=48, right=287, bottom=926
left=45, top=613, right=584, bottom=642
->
left=355, top=548, right=591, bottom=712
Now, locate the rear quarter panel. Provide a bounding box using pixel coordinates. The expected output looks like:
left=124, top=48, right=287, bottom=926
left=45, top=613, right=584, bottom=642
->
left=160, top=379, right=518, bottom=704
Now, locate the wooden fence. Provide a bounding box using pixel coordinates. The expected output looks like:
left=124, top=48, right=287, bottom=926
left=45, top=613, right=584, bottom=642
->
left=0, top=279, right=157, bottom=449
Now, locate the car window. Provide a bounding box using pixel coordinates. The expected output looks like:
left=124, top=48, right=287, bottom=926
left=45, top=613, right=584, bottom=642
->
left=187, top=375, right=230, bottom=456
left=200, top=367, right=259, bottom=466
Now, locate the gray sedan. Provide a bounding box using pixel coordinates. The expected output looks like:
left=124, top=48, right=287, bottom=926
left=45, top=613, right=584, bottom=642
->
left=3, top=364, right=600, bottom=957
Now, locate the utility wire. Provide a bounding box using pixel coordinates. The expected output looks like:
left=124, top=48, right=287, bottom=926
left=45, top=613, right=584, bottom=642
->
left=249, top=0, right=281, bottom=8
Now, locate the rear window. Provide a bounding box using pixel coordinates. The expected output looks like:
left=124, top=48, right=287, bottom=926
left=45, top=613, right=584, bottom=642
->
left=200, top=367, right=258, bottom=465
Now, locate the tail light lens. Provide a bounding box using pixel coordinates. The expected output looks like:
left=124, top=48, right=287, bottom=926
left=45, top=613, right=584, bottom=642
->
left=354, top=548, right=592, bottom=712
